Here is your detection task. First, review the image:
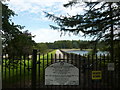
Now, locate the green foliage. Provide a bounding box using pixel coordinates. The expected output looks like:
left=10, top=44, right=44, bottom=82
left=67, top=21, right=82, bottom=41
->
left=5, top=30, right=35, bottom=56
left=2, top=3, right=23, bottom=44
left=35, top=43, right=48, bottom=54
left=45, top=1, right=120, bottom=57
left=37, top=40, right=104, bottom=50
left=54, top=40, right=73, bottom=49
left=2, top=50, right=56, bottom=84
left=114, top=41, right=120, bottom=59
left=2, top=3, right=36, bottom=56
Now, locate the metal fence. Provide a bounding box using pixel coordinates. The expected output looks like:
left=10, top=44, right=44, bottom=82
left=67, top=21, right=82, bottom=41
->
left=2, top=50, right=120, bottom=89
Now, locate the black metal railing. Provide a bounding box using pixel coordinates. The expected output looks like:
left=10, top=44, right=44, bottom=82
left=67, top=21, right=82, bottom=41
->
left=1, top=50, right=120, bottom=89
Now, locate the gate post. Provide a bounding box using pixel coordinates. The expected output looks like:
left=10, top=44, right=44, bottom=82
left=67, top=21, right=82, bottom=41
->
left=32, top=49, right=37, bottom=89
left=118, top=55, right=120, bottom=89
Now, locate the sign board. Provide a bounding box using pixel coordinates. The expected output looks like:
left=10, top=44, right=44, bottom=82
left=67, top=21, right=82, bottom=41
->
left=92, top=71, right=102, bottom=80
left=108, top=63, right=114, bottom=71
left=45, top=62, right=79, bottom=85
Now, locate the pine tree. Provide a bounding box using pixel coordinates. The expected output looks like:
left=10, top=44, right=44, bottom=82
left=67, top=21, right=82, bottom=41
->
left=45, top=1, right=120, bottom=60
left=1, top=2, right=35, bottom=56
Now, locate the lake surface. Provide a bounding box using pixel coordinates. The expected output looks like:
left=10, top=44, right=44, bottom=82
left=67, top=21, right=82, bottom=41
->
left=66, top=50, right=109, bottom=56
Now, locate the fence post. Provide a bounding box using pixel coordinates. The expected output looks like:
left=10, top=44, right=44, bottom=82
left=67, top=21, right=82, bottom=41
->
left=118, top=54, right=120, bottom=89
left=0, top=3, right=2, bottom=89
left=32, top=49, right=37, bottom=89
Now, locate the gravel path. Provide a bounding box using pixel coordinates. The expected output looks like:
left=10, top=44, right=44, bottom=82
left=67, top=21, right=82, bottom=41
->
left=55, top=49, right=63, bottom=57
left=54, top=49, right=68, bottom=62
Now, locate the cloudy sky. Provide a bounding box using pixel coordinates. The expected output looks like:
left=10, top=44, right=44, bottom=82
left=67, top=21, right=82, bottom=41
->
left=4, top=0, right=91, bottom=43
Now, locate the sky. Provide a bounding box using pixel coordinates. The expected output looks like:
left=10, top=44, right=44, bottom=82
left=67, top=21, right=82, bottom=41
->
left=4, top=0, right=92, bottom=43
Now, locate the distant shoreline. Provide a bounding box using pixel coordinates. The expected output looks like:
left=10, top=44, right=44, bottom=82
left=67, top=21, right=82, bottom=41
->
left=61, top=49, right=80, bottom=52
left=61, top=49, right=92, bottom=52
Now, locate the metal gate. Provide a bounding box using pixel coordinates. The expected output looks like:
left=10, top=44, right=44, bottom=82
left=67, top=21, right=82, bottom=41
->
left=2, top=49, right=120, bottom=89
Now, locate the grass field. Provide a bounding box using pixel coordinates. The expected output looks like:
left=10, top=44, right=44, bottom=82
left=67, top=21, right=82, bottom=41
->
left=2, top=50, right=56, bottom=85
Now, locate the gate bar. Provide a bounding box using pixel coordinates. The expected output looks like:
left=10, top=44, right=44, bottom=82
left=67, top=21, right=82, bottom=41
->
left=32, top=49, right=37, bottom=89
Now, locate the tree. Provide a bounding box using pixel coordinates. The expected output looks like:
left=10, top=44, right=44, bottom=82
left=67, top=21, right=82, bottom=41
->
left=36, top=43, right=48, bottom=54
left=72, top=40, right=79, bottom=49
left=5, top=30, right=35, bottom=56
left=46, top=43, right=54, bottom=49
left=45, top=1, right=120, bottom=60
left=78, top=40, right=88, bottom=50
left=2, top=3, right=24, bottom=46
left=65, top=40, right=73, bottom=49
left=1, top=3, right=36, bottom=56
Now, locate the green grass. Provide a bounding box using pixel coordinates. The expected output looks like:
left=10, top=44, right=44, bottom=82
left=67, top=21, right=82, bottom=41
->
left=2, top=50, right=56, bottom=85
left=82, top=49, right=92, bottom=51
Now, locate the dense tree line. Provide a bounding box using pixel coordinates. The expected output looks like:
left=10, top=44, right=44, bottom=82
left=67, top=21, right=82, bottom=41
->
left=35, top=40, right=108, bottom=53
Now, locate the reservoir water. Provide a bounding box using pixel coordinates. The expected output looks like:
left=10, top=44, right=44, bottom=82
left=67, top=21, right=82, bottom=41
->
left=66, top=50, right=109, bottom=56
